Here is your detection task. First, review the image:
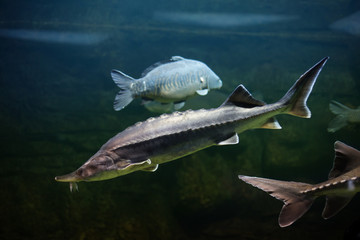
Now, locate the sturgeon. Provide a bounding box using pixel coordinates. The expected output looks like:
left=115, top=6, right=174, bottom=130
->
left=239, top=141, right=360, bottom=227
left=55, top=57, right=328, bottom=191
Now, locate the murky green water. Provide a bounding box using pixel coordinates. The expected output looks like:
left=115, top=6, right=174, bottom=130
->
left=1, top=1, right=360, bottom=239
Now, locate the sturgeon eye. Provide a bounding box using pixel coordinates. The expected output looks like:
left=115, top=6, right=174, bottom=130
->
left=200, top=77, right=205, bottom=83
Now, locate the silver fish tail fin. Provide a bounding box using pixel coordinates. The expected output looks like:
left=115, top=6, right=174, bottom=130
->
left=111, top=70, right=135, bottom=111
left=279, top=57, right=329, bottom=118
left=327, top=101, right=350, bottom=132
left=238, top=175, right=314, bottom=227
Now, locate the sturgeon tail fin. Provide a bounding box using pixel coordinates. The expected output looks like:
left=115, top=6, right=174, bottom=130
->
left=327, top=101, right=350, bottom=132
left=238, top=175, right=315, bottom=227
left=111, top=69, right=135, bottom=111
left=279, top=57, right=329, bottom=118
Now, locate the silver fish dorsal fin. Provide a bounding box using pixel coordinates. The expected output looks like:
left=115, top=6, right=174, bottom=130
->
left=196, top=89, right=209, bottom=96
left=170, top=56, right=185, bottom=61
left=328, top=141, right=360, bottom=179
left=221, top=84, right=265, bottom=108
left=141, top=56, right=185, bottom=77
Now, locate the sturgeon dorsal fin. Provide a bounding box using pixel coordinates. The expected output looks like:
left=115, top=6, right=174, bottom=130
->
left=221, top=84, right=265, bottom=108
left=141, top=56, right=185, bottom=77
left=328, top=141, right=360, bottom=179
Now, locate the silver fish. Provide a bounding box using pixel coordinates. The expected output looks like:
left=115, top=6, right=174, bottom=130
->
left=111, top=56, right=222, bottom=111
left=55, top=57, right=328, bottom=191
left=239, top=141, right=360, bottom=227
left=328, top=100, right=360, bottom=132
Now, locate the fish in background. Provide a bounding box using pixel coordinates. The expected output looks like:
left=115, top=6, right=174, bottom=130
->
left=111, top=56, right=222, bottom=112
left=328, top=100, right=360, bottom=132
left=239, top=141, right=360, bottom=227
left=0, top=29, right=107, bottom=45
left=329, top=11, right=360, bottom=36
left=55, top=57, right=328, bottom=191
left=153, top=12, right=298, bottom=28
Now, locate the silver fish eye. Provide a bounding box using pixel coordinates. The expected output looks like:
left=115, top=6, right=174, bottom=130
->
left=200, top=76, right=205, bottom=83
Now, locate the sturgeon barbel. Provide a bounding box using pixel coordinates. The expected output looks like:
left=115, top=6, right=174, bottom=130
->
left=239, top=141, right=360, bottom=227
left=55, top=57, right=328, bottom=191
left=111, top=56, right=222, bottom=111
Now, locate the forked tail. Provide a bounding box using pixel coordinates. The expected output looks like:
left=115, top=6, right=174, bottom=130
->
left=279, top=57, right=329, bottom=118
left=111, top=70, right=135, bottom=111
left=238, top=175, right=315, bottom=227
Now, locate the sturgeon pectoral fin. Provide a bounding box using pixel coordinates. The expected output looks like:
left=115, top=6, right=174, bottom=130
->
left=217, top=133, right=239, bottom=145
left=142, top=164, right=159, bottom=172
left=196, top=89, right=209, bottom=96
left=117, top=159, right=151, bottom=170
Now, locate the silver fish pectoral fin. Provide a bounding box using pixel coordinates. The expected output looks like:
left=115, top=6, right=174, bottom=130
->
left=196, top=89, right=209, bottom=96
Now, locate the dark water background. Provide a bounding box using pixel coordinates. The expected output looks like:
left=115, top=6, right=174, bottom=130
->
left=1, top=0, right=360, bottom=239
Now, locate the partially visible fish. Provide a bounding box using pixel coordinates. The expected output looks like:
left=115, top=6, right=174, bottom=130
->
left=329, top=11, right=360, bottom=36
left=55, top=57, right=328, bottom=191
left=328, top=100, right=360, bottom=132
left=111, top=56, right=222, bottom=111
left=0, top=29, right=107, bottom=45
left=153, top=12, right=298, bottom=28
left=239, top=141, right=360, bottom=227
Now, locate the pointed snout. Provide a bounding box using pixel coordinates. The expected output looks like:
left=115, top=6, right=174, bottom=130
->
left=55, top=171, right=82, bottom=182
